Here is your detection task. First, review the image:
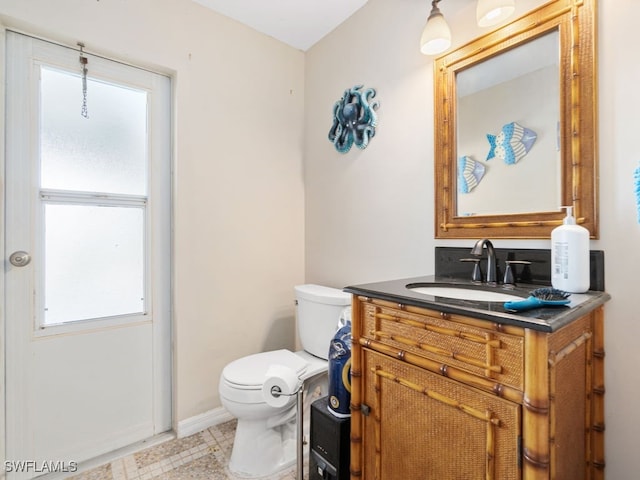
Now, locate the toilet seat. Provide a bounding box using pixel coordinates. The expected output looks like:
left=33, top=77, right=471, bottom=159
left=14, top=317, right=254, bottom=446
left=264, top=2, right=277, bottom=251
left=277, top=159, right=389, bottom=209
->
left=221, top=349, right=308, bottom=404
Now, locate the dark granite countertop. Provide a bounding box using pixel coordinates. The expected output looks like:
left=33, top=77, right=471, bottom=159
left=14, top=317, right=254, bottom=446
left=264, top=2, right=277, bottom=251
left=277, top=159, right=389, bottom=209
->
left=344, top=275, right=610, bottom=332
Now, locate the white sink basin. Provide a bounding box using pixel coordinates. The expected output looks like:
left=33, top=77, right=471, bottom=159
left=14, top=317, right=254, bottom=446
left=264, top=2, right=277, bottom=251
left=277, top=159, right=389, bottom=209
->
left=408, top=286, right=523, bottom=302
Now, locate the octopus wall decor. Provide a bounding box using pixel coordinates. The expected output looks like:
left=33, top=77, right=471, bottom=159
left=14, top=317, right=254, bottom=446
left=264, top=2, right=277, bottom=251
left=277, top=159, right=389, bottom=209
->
left=328, top=85, right=379, bottom=153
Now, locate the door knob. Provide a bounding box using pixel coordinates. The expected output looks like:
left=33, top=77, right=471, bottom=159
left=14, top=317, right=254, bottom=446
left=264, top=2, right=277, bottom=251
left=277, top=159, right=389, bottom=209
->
left=9, top=251, right=31, bottom=267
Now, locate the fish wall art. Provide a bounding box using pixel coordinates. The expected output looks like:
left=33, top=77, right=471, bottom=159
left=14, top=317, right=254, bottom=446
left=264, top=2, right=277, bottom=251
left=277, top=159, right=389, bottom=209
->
left=486, top=121, right=537, bottom=164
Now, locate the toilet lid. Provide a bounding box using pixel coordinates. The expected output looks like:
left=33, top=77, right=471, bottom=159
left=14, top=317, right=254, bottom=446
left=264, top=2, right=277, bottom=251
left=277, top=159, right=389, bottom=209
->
left=222, top=349, right=308, bottom=389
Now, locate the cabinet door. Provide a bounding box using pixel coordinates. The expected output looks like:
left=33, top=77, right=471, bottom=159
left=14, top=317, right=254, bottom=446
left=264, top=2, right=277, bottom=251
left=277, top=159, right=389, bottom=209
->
left=361, top=349, right=521, bottom=480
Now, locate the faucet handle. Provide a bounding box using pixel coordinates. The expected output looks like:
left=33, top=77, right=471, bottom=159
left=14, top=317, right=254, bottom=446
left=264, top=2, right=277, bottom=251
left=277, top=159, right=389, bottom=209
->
left=503, top=260, right=532, bottom=286
left=460, top=258, right=483, bottom=283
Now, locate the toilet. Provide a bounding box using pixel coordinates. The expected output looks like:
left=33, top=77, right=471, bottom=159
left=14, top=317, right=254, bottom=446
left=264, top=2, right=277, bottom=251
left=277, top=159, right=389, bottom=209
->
left=218, top=284, right=351, bottom=478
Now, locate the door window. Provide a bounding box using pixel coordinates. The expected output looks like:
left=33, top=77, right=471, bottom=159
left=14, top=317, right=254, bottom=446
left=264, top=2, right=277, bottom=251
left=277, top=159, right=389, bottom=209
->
left=37, top=61, right=151, bottom=327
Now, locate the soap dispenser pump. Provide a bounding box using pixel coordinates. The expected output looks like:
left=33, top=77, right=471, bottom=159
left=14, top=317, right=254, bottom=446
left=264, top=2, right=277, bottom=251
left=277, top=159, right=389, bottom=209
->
left=551, top=206, right=590, bottom=293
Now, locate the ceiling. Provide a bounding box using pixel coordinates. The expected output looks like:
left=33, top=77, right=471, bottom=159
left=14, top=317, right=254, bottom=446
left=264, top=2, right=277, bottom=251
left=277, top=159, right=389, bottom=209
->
left=192, top=0, right=369, bottom=51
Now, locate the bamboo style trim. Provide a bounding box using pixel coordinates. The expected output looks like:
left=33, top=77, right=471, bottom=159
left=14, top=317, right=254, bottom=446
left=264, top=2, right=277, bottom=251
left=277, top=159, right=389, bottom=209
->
left=353, top=294, right=606, bottom=479
left=485, top=331, right=498, bottom=379
left=522, top=330, right=551, bottom=479
left=548, top=331, right=592, bottom=366
left=434, top=0, right=597, bottom=239
left=440, top=218, right=585, bottom=231
left=439, top=62, right=452, bottom=232
left=360, top=338, right=523, bottom=404
left=371, top=329, right=503, bottom=373
left=591, top=307, right=606, bottom=477
left=585, top=332, right=594, bottom=480
left=374, top=367, right=499, bottom=480
left=362, top=297, right=524, bottom=337
left=350, top=298, right=364, bottom=479
left=441, top=1, right=580, bottom=71
left=438, top=9, right=575, bottom=235
left=548, top=343, right=558, bottom=480
left=374, top=368, right=500, bottom=425
left=375, top=312, right=502, bottom=346
left=373, top=366, right=382, bottom=480
left=570, top=1, right=582, bottom=212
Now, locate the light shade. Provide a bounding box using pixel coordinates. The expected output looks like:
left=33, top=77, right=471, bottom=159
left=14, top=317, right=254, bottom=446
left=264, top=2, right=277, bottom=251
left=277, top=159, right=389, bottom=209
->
left=477, top=0, right=516, bottom=27
left=420, top=3, right=452, bottom=55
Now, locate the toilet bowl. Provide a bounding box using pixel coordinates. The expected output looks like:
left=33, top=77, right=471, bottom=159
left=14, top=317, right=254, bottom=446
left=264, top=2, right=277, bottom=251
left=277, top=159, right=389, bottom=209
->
left=218, top=284, right=351, bottom=478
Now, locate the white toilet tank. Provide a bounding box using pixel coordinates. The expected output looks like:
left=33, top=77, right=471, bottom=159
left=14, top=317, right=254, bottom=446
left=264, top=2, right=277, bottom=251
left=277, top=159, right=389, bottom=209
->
left=294, top=284, right=351, bottom=360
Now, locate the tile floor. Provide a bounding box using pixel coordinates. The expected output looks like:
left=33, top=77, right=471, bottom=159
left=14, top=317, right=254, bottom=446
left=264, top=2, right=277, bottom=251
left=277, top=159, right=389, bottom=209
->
left=68, top=420, right=308, bottom=480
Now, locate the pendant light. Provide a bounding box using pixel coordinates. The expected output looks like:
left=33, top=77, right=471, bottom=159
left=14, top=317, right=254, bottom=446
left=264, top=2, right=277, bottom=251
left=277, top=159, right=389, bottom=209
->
left=420, top=0, right=517, bottom=56
left=476, top=0, right=515, bottom=27
left=420, top=0, right=452, bottom=56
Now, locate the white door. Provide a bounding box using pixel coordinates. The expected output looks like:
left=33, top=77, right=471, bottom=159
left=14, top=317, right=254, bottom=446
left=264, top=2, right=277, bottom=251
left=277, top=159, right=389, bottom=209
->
left=4, top=32, right=171, bottom=479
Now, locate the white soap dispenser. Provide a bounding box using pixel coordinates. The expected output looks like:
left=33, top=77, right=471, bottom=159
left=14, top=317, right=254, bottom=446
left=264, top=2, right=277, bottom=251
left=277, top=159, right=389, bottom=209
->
left=551, top=206, right=590, bottom=293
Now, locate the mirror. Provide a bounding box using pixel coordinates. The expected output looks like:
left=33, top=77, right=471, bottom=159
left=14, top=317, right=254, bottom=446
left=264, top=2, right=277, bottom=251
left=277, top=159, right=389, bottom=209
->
left=456, top=30, right=560, bottom=217
left=434, top=0, right=597, bottom=239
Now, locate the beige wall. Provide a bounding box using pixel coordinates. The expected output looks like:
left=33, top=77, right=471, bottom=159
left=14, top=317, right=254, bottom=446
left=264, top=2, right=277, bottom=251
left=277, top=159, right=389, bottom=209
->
left=2, top=0, right=639, bottom=477
left=304, top=0, right=640, bottom=478
left=0, top=0, right=306, bottom=424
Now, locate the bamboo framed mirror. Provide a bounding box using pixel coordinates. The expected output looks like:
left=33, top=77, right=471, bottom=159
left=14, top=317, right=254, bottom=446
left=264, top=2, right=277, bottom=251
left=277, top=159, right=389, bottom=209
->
left=434, top=0, right=597, bottom=239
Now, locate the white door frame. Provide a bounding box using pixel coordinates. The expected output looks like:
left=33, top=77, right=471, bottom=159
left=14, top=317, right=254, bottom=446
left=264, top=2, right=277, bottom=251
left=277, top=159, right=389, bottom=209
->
left=1, top=23, right=8, bottom=477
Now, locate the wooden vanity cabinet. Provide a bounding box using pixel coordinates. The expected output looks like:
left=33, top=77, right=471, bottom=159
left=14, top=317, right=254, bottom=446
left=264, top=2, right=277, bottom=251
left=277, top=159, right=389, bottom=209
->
left=349, top=296, right=605, bottom=480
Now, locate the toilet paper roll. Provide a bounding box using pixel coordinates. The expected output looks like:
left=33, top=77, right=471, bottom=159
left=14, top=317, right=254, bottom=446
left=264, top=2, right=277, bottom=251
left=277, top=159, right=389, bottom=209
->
left=262, top=364, right=301, bottom=408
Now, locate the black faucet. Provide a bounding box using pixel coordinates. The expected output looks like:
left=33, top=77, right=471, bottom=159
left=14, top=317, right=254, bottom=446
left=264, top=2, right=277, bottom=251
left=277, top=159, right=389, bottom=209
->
left=470, top=239, right=497, bottom=285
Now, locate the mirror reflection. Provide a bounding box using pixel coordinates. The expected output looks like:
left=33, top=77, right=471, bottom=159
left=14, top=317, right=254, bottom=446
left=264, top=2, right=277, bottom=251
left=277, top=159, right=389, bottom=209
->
left=456, top=30, right=560, bottom=216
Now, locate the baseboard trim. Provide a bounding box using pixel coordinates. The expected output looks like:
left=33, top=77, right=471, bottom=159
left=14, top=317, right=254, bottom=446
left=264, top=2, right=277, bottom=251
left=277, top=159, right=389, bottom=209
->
left=176, top=407, right=234, bottom=438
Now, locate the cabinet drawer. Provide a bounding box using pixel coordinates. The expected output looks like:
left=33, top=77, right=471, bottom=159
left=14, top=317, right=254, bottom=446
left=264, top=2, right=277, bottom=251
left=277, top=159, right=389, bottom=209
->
left=360, top=349, right=521, bottom=480
left=360, top=302, right=524, bottom=391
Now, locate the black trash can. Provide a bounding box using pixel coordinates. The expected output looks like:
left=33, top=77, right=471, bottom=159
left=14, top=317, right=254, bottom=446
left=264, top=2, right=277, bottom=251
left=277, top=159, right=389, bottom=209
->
left=309, top=396, right=350, bottom=480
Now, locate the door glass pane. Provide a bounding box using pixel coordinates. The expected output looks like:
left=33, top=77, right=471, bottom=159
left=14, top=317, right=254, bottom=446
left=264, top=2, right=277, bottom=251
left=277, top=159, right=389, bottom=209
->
left=40, top=66, right=148, bottom=195
left=44, top=204, right=145, bottom=325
